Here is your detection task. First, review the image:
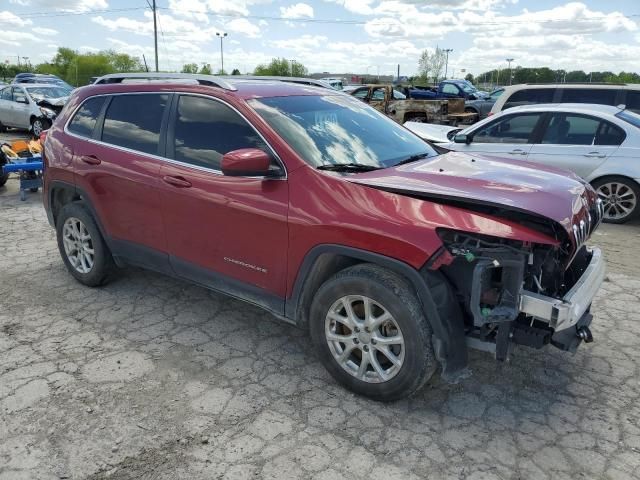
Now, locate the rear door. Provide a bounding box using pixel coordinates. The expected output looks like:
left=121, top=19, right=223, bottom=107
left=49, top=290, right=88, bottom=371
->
left=0, top=87, right=13, bottom=126
left=158, top=94, right=289, bottom=307
left=449, top=112, right=544, bottom=158
left=527, top=113, right=625, bottom=178
left=71, top=93, right=170, bottom=272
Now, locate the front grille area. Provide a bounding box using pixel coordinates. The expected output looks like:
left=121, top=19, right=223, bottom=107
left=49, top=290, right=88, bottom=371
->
left=572, top=198, right=604, bottom=248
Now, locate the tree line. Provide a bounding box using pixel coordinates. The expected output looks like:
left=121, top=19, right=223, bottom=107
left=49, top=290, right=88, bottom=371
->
left=0, top=47, right=309, bottom=86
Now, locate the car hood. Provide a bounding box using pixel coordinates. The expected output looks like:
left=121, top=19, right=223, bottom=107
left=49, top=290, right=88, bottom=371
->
left=349, top=151, right=600, bottom=244
left=32, top=95, right=68, bottom=107
left=405, top=121, right=462, bottom=143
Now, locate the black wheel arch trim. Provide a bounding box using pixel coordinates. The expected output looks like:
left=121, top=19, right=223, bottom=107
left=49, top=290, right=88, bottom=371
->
left=286, top=244, right=468, bottom=379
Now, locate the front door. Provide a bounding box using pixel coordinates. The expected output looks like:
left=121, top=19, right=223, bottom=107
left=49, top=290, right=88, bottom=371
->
left=158, top=94, right=289, bottom=309
left=448, top=112, right=545, bottom=159
left=527, top=113, right=624, bottom=178
left=11, top=87, right=32, bottom=129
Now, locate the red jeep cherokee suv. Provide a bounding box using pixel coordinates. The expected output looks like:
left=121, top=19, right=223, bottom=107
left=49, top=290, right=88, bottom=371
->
left=42, top=73, right=605, bottom=401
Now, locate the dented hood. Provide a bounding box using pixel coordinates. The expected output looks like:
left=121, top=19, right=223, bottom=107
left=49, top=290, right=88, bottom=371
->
left=349, top=151, right=596, bottom=233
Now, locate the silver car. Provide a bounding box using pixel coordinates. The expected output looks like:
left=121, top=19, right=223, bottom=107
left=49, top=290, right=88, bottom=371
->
left=405, top=103, right=640, bottom=223
left=0, top=83, right=69, bottom=136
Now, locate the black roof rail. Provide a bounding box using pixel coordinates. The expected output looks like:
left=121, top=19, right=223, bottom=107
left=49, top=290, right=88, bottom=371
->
left=93, top=72, right=237, bottom=91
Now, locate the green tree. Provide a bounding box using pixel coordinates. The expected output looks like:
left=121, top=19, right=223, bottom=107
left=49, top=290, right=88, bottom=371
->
left=417, top=47, right=446, bottom=84
left=199, top=63, right=212, bottom=75
left=231, top=68, right=241, bottom=75
left=464, top=73, right=474, bottom=84
left=181, top=63, right=198, bottom=73
left=254, top=58, right=307, bottom=77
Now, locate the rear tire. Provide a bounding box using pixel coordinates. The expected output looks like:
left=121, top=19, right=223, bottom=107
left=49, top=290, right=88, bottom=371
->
left=309, top=263, right=436, bottom=401
left=464, top=107, right=479, bottom=124
left=592, top=176, right=640, bottom=224
left=56, top=202, right=114, bottom=287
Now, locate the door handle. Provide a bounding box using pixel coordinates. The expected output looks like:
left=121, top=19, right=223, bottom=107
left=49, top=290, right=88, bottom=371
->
left=80, top=154, right=101, bottom=165
left=162, top=175, right=192, bottom=188
left=508, top=149, right=528, bottom=155
left=584, top=152, right=606, bottom=158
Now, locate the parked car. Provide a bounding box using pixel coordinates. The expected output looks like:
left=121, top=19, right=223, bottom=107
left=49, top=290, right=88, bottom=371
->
left=348, top=84, right=475, bottom=124
left=320, top=77, right=344, bottom=90
left=409, top=80, right=488, bottom=101
left=0, top=84, right=69, bottom=135
left=491, top=83, right=640, bottom=115
left=405, top=103, right=640, bottom=223
left=463, top=88, right=504, bottom=122
left=43, top=73, right=605, bottom=401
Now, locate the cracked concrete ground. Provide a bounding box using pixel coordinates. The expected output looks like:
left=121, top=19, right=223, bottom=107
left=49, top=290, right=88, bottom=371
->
left=1, top=172, right=640, bottom=480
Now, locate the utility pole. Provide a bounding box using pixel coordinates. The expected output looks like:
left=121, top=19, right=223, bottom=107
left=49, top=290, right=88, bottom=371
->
left=443, top=48, right=453, bottom=79
left=152, top=0, right=158, bottom=71
left=506, top=58, right=514, bottom=85
left=216, top=32, right=227, bottom=74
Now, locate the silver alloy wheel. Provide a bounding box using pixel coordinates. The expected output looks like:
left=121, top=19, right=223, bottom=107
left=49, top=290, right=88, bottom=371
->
left=62, top=217, right=95, bottom=274
left=325, top=295, right=405, bottom=383
left=596, top=182, right=637, bottom=221
left=32, top=119, right=44, bottom=136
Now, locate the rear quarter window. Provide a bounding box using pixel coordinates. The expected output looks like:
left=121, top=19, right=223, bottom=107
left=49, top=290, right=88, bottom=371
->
left=624, top=91, right=640, bottom=114
left=559, top=88, right=617, bottom=106
left=503, top=88, right=555, bottom=110
left=67, top=97, right=105, bottom=138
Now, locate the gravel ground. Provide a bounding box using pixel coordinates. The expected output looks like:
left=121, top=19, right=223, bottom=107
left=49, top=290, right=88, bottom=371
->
left=1, top=171, right=640, bottom=480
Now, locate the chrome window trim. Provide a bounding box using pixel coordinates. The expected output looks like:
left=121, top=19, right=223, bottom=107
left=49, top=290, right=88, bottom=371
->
left=63, top=91, right=287, bottom=180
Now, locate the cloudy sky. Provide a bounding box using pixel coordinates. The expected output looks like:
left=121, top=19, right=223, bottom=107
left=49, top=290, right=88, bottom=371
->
left=1, top=0, right=638, bottom=76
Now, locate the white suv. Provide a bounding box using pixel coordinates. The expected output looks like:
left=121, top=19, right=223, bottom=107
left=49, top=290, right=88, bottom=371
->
left=491, top=83, right=640, bottom=116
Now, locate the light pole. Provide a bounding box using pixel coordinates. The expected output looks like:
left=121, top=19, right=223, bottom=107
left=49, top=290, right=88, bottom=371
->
left=443, top=48, right=453, bottom=79
left=506, top=58, right=514, bottom=85
left=216, top=32, right=227, bottom=74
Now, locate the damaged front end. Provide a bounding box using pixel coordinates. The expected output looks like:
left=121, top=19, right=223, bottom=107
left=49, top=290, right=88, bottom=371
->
left=434, top=212, right=605, bottom=360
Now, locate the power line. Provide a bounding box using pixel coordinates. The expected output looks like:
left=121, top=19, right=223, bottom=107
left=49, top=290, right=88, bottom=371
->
left=16, top=7, right=147, bottom=18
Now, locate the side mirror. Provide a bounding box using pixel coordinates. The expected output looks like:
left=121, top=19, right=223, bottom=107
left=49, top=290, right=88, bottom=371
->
left=221, top=148, right=275, bottom=177
left=15, top=95, right=28, bottom=104
left=454, top=133, right=471, bottom=144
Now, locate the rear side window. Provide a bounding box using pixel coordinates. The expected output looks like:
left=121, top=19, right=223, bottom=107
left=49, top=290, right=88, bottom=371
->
left=541, top=113, right=625, bottom=146
left=503, top=88, right=554, bottom=110
left=560, top=88, right=617, bottom=106
left=0, top=87, right=11, bottom=101
left=102, top=94, right=168, bottom=155
left=67, top=97, right=105, bottom=138
left=170, top=95, right=268, bottom=170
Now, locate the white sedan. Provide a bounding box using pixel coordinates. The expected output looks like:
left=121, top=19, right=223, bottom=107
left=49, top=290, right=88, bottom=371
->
left=405, top=103, right=640, bottom=223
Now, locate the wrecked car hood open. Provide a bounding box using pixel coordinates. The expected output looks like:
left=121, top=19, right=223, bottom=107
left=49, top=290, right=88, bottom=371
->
left=349, top=151, right=597, bottom=238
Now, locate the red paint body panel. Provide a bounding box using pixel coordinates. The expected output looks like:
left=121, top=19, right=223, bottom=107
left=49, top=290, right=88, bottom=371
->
left=44, top=80, right=598, bottom=306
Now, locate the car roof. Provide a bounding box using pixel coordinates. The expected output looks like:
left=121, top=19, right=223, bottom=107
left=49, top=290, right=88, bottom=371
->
left=501, top=83, right=640, bottom=94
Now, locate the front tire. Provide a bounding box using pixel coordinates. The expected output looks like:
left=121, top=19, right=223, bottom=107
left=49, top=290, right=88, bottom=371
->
left=310, top=264, right=436, bottom=401
left=56, top=202, right=114, bottom=287
left=592, top=176, right=640, bottom=224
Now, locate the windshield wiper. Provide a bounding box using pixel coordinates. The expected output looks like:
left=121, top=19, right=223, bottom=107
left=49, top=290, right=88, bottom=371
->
left=316, top=163, right=381, bottom=172
left=393, top=152, right=431, bottom=167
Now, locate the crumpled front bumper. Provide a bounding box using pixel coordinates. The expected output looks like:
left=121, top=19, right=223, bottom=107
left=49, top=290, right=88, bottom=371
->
left=518, top=247, right=605, bottom=331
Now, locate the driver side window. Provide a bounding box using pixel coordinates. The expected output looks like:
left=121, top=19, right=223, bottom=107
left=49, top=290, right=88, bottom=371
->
left=472, top=113, right=543, bottom=144
left=442, top=84, right=459, bottom=95
left=371, top=88, right=386, bottom=101
left=352, top=88, right=369, bottom=100
left=0, top=87, right=11, bottom=101
left=11, top=87, right=26, bottom=103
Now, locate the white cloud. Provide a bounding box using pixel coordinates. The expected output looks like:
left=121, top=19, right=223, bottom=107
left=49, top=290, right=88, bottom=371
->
left=0, top=10, right=33, bottom=27
left=32, top=27, right=59, bottom=36
left=10, top=0, right=107, bottom=12
left=225, top=18, right=261, bottom=38
left=280, top=3, right=314, bottom=19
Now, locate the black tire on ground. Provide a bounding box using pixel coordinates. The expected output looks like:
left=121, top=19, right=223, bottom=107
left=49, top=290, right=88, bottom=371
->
left=309, top=263, right=437, bottom=401
left=591, top=176, right=640, bottom=224
left=31, top=118, right=50, bottom=137
left=56, top=201, right=114, bottom=287
left=0, top=173, right=8, bottom=187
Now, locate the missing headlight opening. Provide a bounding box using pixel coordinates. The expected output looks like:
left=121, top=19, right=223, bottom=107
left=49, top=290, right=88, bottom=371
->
left=434, top=229, right=595, bottom=361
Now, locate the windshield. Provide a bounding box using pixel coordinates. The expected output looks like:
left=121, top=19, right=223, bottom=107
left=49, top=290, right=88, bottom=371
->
left=26, top=86, right=69, bottom=99
left=461, top=84, right=476, bottom=94
left=249, top=95, right=436, bottom=169
left=616, top=110, right=640, bottom=129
